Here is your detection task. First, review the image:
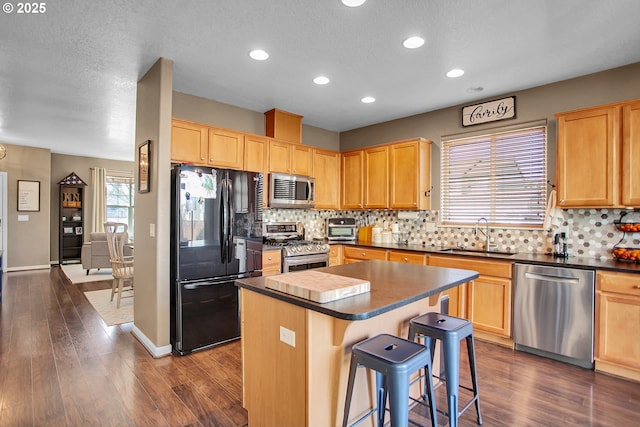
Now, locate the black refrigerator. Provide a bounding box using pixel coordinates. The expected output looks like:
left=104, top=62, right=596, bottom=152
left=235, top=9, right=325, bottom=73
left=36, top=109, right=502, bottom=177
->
left=170, top=164, right=263, bottom=355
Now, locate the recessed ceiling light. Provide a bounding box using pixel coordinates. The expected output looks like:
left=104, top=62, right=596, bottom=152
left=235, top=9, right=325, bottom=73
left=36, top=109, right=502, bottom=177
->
left=361, top=96, right=375, bottom=104
left=446, top=68, right=465, bottom=78
left=313, top=76, right=330, bottom=85
left=341, top=0, right=366, bottom=7
left=402, top=36, right=425, bottom=49
left=249, top=49, right=269, bottom=61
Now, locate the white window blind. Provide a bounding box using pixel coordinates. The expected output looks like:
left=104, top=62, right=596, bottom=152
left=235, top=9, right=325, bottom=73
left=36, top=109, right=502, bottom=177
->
left=440, top=125, right=547, bottom=227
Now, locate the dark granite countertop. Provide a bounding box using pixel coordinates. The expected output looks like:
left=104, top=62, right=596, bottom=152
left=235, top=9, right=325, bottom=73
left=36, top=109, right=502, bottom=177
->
left=331, top=240, right=640, bottom=274
left=235, top=260, right=479, bottom=321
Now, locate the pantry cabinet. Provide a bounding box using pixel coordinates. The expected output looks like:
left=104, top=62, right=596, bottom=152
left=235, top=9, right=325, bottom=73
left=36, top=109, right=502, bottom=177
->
left=389, top=139, right=431, bottom=210
left=555, top=98, right=640, bottom=208
left=313, top=148, right=340, bottom=209
left=595, top=271, right=640, bottom=382
left=268, top=139, right=313, bottom=176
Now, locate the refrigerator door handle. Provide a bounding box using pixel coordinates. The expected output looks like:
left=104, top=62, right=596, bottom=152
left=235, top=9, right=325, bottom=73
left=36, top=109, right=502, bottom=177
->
left=226, top=177, right=234, bottom=261
left=220, top=176, right=227, bottom=264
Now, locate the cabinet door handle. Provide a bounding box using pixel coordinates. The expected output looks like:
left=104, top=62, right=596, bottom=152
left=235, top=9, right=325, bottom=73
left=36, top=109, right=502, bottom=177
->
left=635, top=285, right=640, bottom=289
left=404, top=257, right=408, bottom=262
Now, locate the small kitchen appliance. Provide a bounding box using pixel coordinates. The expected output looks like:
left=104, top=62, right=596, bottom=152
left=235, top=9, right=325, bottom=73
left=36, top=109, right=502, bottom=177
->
left=326, top=217, right=357, bottom=241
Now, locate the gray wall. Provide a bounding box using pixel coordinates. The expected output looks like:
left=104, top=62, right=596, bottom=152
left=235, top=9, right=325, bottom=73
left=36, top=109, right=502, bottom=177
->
left=50, top=154, right=134, bottom=263
left=0, top=143, right=51, bottom=269
left=340, top=62, right=640, bottom=205
left=172, top=91, right=340, bottom=151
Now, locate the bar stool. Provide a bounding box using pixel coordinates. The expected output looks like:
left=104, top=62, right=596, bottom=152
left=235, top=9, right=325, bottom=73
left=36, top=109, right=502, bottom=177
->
left=409, top=312, right=482, bottom=427
left=342, top=333, right=438, bottom=427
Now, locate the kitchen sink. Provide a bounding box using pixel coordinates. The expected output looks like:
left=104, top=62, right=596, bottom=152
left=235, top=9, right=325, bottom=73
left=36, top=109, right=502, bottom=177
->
left=439, top=248, right=516, bottom=256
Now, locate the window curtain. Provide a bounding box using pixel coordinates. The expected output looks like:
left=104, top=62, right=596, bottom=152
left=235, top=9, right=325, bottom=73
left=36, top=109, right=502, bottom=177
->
left=91, top=167, right=107, bottom=233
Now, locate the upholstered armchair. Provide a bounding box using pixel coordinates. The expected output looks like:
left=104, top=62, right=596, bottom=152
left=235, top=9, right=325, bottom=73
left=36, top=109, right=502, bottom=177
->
left=81, top=232, right=112, bottom=275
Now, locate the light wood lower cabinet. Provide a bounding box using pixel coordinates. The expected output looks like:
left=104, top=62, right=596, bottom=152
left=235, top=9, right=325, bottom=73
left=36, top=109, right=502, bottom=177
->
left=428, top=255, right=513, bottom=342
left=595, top=271, right=640, bottom=381
left=262, top=251, right=281, bottom=277
left=329, top=245, right=343, bottom=266
left=342, top=246, right=388, bottom=264
left=388, top=250, right=426, bottom=265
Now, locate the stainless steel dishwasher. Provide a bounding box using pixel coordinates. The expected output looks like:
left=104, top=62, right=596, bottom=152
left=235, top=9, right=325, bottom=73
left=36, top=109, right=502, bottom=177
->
left=513, top=263, right=595, bottom=368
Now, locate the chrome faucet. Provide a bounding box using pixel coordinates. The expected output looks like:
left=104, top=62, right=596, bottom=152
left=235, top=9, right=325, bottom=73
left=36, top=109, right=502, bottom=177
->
left=474, top=217, right=490, bottom=251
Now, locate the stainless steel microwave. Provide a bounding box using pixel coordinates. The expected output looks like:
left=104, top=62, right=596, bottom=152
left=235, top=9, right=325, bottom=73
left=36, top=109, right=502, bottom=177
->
left=269, top=173, right=315, bottom=208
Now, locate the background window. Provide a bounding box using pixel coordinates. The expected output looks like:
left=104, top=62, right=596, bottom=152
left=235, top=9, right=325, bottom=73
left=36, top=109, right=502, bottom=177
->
left=106, top=174, right=135, bottom=239
left=441, top=125, right=547, bottom=227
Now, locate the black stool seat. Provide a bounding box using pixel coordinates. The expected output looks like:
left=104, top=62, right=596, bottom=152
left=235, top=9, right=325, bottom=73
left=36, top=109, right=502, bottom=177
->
left=342, top=333, right=437, bottom=427
left=409, top=313, right=482, bottom=427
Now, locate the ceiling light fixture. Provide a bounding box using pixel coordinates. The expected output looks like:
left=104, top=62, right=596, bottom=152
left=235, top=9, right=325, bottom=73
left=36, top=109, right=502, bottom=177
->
left=361, top=96, right=375, bottom=104
left=446, top=68, right=465, bottom=78
left=313, top=76, right=330, bottom=85
left=341, top=0, right=366, bottom=7
left=402, top=36, right=425, bottom=49
left=249, top=49, right=269, bottom=61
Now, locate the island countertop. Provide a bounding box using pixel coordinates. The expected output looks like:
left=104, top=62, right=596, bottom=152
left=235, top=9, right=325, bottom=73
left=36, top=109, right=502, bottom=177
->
left=235, top=260, right=479, bottom=320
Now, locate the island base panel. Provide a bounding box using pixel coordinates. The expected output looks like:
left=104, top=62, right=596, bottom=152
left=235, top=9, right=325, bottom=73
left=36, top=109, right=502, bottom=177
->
left=241, top=288, right=442, bottom=427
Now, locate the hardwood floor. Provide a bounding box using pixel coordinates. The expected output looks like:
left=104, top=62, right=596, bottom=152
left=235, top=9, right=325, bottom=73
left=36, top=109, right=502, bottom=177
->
left=1, top=267, right=639, bottom=427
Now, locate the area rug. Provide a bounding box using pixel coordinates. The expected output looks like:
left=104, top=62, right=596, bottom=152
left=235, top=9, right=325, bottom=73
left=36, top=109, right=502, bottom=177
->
left=61, top=263, right=113, bottom=284
left=83, top=288, right=133, bottom=325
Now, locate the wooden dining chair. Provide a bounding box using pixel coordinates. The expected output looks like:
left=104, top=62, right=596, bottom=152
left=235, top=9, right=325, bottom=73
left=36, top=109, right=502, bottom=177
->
left=104, top=222, right=134, bottom=308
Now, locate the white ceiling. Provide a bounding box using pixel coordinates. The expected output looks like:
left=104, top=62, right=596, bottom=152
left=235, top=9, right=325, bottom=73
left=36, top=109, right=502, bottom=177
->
left=1, top=0, right=640, bottom=161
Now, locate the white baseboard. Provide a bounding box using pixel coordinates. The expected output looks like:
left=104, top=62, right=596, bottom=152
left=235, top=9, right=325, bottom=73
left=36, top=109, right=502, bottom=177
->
left=6, top=264, right=51, bottom=272
left=131, top=324, right=172, bottom=358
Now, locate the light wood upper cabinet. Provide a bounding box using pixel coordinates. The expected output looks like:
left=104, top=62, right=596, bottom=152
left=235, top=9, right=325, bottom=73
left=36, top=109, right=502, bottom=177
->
left=622, top=100, right=640, bottom=205
left=268, top=139, right=313, bottom=175
left=555, top=98, right=640, bottom=208
left=556, top=105, right=619, bottom=207
left=313, top=149, right=340, bottom=209
left=341, top=150, right=364, bottom=209
left=171, top=119, right=208, bottom=163
left=265, top=108, right=303, bottom=144
left=208, top=127, right=244, bottom=170
left=390, top=139, right=432, bottom=210
left=364, top=146, right=389, bottom=209
left=244, top=134, right=268, bottom=174
left=595, top=271, right=640, bottom=381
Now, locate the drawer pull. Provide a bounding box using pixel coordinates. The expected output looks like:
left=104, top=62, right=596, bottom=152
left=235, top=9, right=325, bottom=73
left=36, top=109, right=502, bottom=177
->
left=361, top=252, right=366, bottom=256
left=635, top=285, right=640, bottom=289
left=404, top=257, right=408, bottom=262
left=268, top=257, right=272, bottom=261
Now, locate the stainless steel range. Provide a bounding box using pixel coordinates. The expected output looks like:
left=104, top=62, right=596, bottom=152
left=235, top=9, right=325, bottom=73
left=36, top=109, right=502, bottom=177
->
left=263, top=222, right=330, bottom=272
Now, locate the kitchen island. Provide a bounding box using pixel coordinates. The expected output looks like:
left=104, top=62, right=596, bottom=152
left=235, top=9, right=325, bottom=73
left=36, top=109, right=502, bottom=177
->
left=236, top=260, right=479, bottom=427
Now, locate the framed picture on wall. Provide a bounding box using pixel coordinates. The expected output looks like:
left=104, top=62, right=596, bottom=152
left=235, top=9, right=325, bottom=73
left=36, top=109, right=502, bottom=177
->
left=17, top=180, right=40, bottom=211
left=138, top=140, right=151, bottom=193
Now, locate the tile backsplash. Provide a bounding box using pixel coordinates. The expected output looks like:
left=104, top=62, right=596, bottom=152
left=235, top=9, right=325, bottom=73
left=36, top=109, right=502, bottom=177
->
left=263, top=208, right=640, bottom=261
